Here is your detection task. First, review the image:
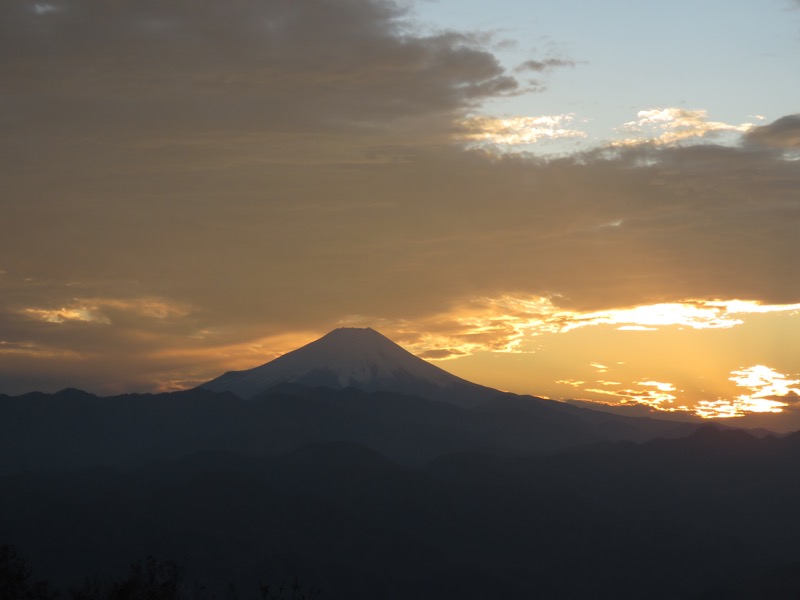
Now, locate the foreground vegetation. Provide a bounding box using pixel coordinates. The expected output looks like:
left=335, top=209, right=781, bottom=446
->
left=0, top=546, right=319, bottom=600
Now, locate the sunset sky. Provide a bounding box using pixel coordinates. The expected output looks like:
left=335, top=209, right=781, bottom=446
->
left=2, top=0, right=799, bottom=429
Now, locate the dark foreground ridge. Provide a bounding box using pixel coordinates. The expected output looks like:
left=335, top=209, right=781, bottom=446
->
left=4, top=429, right=800, bottom=599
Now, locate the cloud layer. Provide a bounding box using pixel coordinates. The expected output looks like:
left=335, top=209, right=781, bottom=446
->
left=744, top=114, right=800, bottom=150
left=1, top=0, right=798, bottom=395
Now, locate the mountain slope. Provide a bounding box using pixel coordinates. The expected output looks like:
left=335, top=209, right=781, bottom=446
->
left=201, top=327, right=496, bottom=408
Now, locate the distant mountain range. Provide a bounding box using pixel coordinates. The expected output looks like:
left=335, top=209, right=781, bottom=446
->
left=1, top=328, right=704, bottom=474
left=3, top=327, right=797, bottom=599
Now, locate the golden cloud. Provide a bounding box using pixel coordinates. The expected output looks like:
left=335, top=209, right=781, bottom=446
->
left=334, top=297, right=800, bottom=364
left=583, top=379, right=678, bottom=410
left=617, top=108, right=755, bottom=146
left=0, top=340, right=85, bottom=360
left=21, top=297, right=192, bottom=325
left=459, top=114, right=587, bottom=146
left=692, top=366, right=800, bottom=418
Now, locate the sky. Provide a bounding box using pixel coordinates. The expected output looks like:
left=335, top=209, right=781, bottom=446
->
left=2, top=0, right=799, bottom=430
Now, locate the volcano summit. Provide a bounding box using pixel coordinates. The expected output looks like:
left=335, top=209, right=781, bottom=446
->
left=201, top=327, right=494, bottom=408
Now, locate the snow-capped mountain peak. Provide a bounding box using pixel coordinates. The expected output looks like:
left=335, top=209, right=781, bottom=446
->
left=201, top=327, right=493, bottom=407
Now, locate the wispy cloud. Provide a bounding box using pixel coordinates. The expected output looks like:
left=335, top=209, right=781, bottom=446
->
left=22, top=297, right=191, bottom=325
left=570, top=365, right=800, bottom=420
left=0, top=340, right=84, bottom=359
left=514, top=58, right=576, bottom=72
left=337, top=297, right=800, bottom=362
left=617, top=108, right=755, bottom=146
left=695, top=365, right=800, bottom=418
left=459, top=114, right=587, bottom=146
left=583, top=379, right=679, bottom=411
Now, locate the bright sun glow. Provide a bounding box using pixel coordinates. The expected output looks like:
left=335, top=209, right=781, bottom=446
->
left=361, top=296, right=800, bottom=361
left=558, top=300, right=800, bottom=333
left=347, top=296, right=799, bottom=422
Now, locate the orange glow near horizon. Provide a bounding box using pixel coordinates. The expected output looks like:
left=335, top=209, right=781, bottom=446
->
left=192, top=298, right=800, bottom=424
left=359, top=296, right=800, bottom=362
left=406, top=297, right=800, bottom=426
left=13, top=293, right=798, bottom=426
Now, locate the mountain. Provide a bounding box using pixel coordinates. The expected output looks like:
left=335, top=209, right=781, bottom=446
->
left=201, top=327, right=497, bottom=408
left=200, top=326, right=700, bottom=445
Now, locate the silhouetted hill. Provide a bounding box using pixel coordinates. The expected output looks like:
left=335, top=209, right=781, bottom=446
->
left=696, top=561, right=800, bottom=599
left=4, top=431, right=800, bottom=599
